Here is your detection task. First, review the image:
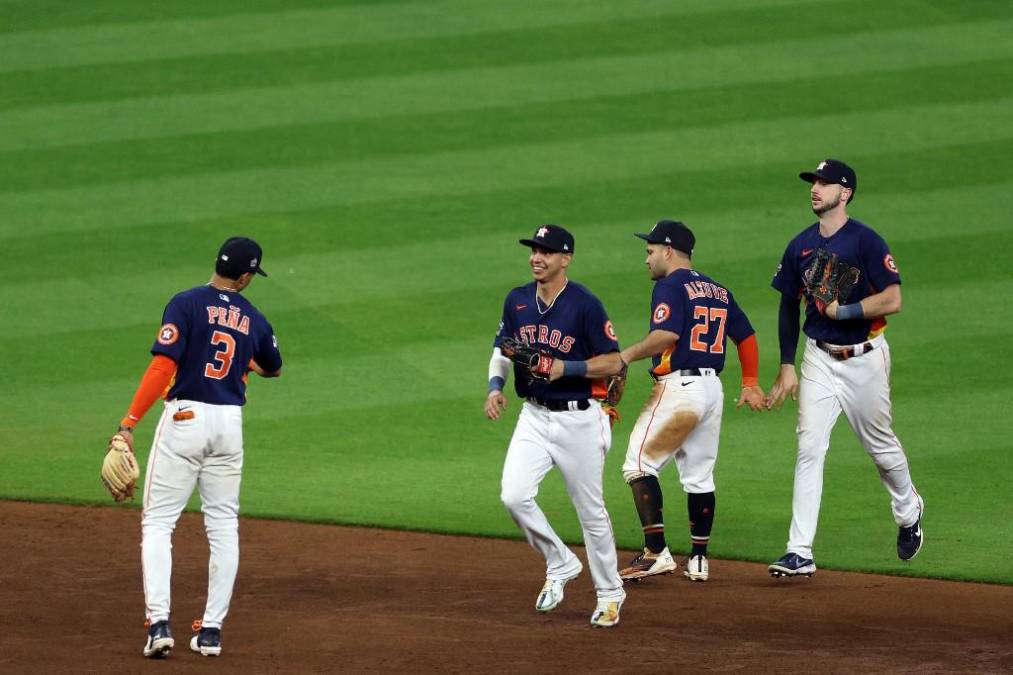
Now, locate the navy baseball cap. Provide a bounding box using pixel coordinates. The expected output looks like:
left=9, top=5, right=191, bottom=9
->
left=800, top=159, right=857, bottom=198
left=519, top=224, right=575, bottom=254
left=217, top=236, right=267, bottom=277
left=634, top=220, right=695, bottom=257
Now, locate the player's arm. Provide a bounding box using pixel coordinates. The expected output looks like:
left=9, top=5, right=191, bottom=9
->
left=485, top=346, right=511, bottom=420
left=548, top=330, right=677, bottom=381
left=116, top=354, right=178, bottom=442
left=765, top=293, right=801, bottom=410
left=249, top=359, right=281, bottom=378
left=827, top=283, right=901, bottom=320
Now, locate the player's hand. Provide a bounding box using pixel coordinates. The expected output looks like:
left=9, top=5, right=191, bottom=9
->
left=248, top=358, right=267, bottom=376
left=764, top=365, right=798, bottom=410
left=825, top=300, right=840, bottom=320
left=485, top=390, right=508, bottom=420
left=548, top=359, right=565, bottom=382
left=736, top=385, right=766, bottom=412
left=116, top=425, right=135, bottom=446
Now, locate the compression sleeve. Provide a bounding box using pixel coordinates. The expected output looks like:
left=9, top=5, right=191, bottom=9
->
left=488, top=347, right=510, bottom=392
left=778, top=293, right=802, bottom=365
left=120, top=354, right=177, bottom=429
left=734, top=334, right=759, bottom=388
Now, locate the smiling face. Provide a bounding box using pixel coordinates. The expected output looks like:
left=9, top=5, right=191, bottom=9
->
left=529, top=246, right=570, bottom=283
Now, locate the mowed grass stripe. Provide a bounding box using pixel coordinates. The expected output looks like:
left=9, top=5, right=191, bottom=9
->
left=0, top=0, right=799, bottom=72
left=3, top=179, right=1010, bottom=346
left=1, top=96, right=1010, bottom=239
left=2, top=136, right=1005, bottom=283
left=5, top=58, right=1012, bottom=194
left=0, top=138, right=1008, bottom=284
left=1, top=0, right=390, bottom=34
left=6, top=0, right=1002, bottom=110
left=2, top=19, right=1010, bottom=153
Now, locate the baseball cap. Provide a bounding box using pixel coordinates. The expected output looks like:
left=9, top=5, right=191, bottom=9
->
left=634, top=220, right=695, bottom=256
left=216, top=236, right=267, bottom=277
left=800, top=159, right=857, bottom=198
left=519, top=224, right=575, bottom=254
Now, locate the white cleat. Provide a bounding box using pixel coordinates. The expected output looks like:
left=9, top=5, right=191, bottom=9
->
left=683, top=554, right=709, bottom=582
left=535, top=564, right=582, bottom=612
left=619, top=547, right=678, bottom=580
left=590, top=593, right=625, bottom=628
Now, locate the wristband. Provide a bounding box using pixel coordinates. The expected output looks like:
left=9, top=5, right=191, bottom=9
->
left=488, top=376, right=505, bottom=393
left=836, top=303, right=865, bottom=320
left=562, top=360, right=588, bottom=378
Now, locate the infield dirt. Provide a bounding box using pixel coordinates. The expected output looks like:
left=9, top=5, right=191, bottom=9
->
left=2, top=501, right=1009, bottom=673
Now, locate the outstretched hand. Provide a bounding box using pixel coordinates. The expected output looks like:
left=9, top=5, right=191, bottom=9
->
left=736, top=385, right=766, bottom=412
left=765, top=365, right=799, bottom=410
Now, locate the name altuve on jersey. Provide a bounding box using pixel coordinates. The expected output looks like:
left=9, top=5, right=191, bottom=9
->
left=684, top=280, right=729, bottom=304
left=207, top=305, right=251, bottom=335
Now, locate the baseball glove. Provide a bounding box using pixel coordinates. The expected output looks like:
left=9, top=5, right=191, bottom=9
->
left=101, top=433, right=140, bottom=502
left=805, top=249, right=861, bottom=314
left=500, top=337, right=554, bottom=382
left=600, top=365, right=627, bottom=427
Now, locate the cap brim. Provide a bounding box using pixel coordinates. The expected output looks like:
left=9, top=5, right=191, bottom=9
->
left=634, top=233, right=664, bottom=243
left=519, top=238, right=566, bottom=253
left=255, top=267, right=268, bottom=277
left=799, top=171, right=827, bottom=184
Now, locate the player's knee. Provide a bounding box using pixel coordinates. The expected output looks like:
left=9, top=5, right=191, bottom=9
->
left=500, top=487, right=533, bottom=514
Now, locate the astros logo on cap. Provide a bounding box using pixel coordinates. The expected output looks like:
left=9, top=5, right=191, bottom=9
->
left=536, top=226, right=549, bottom=238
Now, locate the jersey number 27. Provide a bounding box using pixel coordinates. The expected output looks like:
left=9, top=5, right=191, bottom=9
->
left=689, top=307, right=727, bottom=354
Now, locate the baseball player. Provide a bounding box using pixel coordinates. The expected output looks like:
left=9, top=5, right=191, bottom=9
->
left=765, top=159, right=923, bottom=578
left=111, top=237, right=282, bottom=658
left=564, top=220, right=765, bottom=583
left=485, top=224, right=626, bottom=628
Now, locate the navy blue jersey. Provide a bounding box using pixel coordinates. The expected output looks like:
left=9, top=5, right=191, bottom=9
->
left=648, top=269, right=754, bottom=377
left=494, top=281, right=619, bottom=401
left=151, top=285, right=282, bottom=406
left=772, top=218, right=901, bottom=344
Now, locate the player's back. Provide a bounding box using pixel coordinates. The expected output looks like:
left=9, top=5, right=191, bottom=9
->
left=650, top=269, right=751, bottom=376
left=155, top=285, right=280, bottom=406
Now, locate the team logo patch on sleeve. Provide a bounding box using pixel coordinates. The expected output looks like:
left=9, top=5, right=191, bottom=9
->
left=652, top=304, right=671, bottom=324
left=604, top=320, right=617, bottom=340
left=884, top=254, right=898, bottom=273
left=157, top=323, right=180, bottom=345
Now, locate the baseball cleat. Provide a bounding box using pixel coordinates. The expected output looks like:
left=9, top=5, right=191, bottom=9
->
left=535, top=564, right=582, bottom=612
left=190, top=626, right=222, bottom=657
left=590, top=594, right=625, bottom=628
left=619, top=547, right=677, bottom=580
left=897, top=496, right=925, bottom=561
left=768, top=552, right=816, bottom=578
left=683, top=554, right=709, bottom=582
left=142, top=620, right=174, bottom=658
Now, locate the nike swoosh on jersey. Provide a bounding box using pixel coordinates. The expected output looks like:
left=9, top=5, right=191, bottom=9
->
left=515, top=304, right=527, bottom=311
left=801, top=248, right=815, bottom=257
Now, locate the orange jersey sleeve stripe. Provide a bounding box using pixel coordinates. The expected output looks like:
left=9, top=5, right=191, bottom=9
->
left=735, top=334, right=759, bottom=387
left=120, top=354, right=177, bottom=429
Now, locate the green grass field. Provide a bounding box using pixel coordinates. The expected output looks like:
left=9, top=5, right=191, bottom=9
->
left=1, top=0, right=1011, bottom=583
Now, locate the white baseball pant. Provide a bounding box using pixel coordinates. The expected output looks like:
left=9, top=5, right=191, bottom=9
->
left=500, top=400, right=624, bottom=601
left=786, top=336, right=920, bottom=558
left=141, top=399, right=244, bottom=629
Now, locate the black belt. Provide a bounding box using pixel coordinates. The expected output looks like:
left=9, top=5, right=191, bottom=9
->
left=816, top=340, right=874, bottom=361
left=651, top=367, right=720, bottom=381
left=527, top=397, right=591, bottom=412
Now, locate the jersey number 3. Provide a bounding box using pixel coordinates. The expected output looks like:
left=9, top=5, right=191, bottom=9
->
left=205, top=330, right=236, bottom=380
left=689, top=307, right=727, bottom=354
